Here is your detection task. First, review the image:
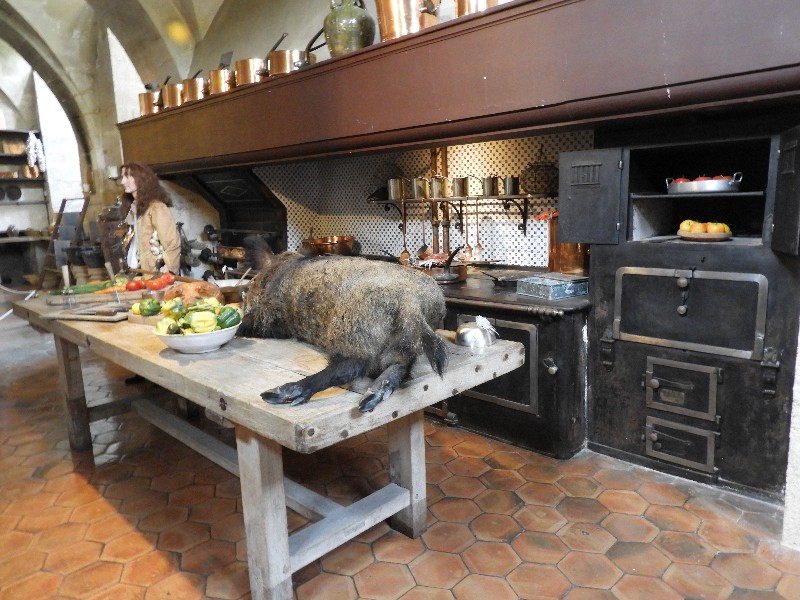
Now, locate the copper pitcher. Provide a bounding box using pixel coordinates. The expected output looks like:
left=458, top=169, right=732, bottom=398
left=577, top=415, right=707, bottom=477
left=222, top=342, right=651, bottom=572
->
left=548, top=215, right=589, bottom=275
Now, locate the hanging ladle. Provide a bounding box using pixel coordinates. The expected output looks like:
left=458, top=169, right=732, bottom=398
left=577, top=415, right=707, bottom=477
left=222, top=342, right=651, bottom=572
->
left=417, top=204, right=430, bottom=258
left=472, top=198, right=484, bottom=261
left=399, top=201, right=411, bottom=265
left=463, top=203, right=473, bottom=260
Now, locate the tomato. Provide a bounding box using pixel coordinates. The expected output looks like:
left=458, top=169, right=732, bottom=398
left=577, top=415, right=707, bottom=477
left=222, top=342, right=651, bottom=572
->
left=694, top=176, right=712, bottom=181
left=146, top=279, right=166, bottom=291
left=713, top=175, right=733, bottom=181
left=161, top=272, right=176, bottom=285
left=673, top=177, right=690, bottom=184
left=126, top=280, right=144, bottom=291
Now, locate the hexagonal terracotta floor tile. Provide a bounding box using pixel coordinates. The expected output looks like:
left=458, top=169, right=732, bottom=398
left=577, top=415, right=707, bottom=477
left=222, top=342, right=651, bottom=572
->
left=518, top=463, right=562, bottom=484
left=137, top=505, right=190, bottom=533
left=426, top=463, right=451, bottom=485
left=429, top=498, right=481, bottom=523
left=181, top=538, right=237, bottom=575
left=473, top=489, right=524, bottom=515
left=58, top=561, right=124, bottom=598
left=189, top=497, right=237, bottom=523
left=594, top=468, right=643, bottom=491
left=409, top=550, right=468, bottom=588
left=484, top=451, right=527, bottom=471
left=354, top=561, right=416, bottom=599
left=514, top=505, right=567, bottom=533
left=597, top=489, right=649, bottom=515
left=461, top=541, right=521, bottom=576
left=101, top=531, right=157, bottom=563
left=446, top=456, right=490, bottom=478
left=557, top=476, right=602, bottom=498
left=662, top=563, right=734, bottom=599
left=607, top=541, right=671, bottom=576
left=637, top=482, right=688, bottom=506
left=558, top=522, right=616, bottom=553
left=516, top=481, right=565, bottom=506
left=453, top=439, right=495, bottom=459
left=557, top=497, right=610, bottom=523
left=452, top=573, right=518, bottom=600
left=157, top=520, right=210, bottom=553
left=654, top=531, right=716, bottom=565
left=698, top=519, right=760, bottom=553
left=422, top=521, right=476, bottom=553
left=439, top=476, right=487, bottom=499
left=645, top=505, right=701, bottom=533
left=507, top=563, right=571, bottom=599
left=711, top=553, right=782, bottom=589
left=470, top=513, right=521, bottom=542
left=43, top=539, right=102, bottom=574
left=373, top=530, right=425, bottom=564
left=480, top=469, right=525, bottom=491
left=612, top=573, right=683, bottom=599
left=511, top=530, right=569, bottom=564
left=558, top=552, right=622, bottom=588
left=120, top=550, right=178, bottom=587
left=205, top=561, right=251, bottom=600
left=601, top=513, right=659, bottom=543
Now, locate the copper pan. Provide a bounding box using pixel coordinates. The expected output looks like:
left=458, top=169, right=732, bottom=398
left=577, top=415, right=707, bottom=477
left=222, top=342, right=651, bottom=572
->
left=138, top=92, right=159, bottom=116
left=234, top=58, right=265, bottom=86
left=208, top=68, right=233, bottom=94
left=161, top=83, right=183, bottom=109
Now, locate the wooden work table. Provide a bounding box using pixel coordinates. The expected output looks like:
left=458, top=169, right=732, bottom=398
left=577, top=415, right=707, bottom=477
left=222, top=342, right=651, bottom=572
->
left=12, top=296, right=524, bottom=600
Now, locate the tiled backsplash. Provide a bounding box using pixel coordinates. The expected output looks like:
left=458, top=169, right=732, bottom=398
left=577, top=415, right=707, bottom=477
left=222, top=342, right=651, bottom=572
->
left=253, top=130, right=593, bottom=267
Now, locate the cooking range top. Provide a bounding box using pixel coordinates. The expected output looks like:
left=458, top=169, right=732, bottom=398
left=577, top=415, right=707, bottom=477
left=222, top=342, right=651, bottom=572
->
left=441, top=274, right=592, bottom=315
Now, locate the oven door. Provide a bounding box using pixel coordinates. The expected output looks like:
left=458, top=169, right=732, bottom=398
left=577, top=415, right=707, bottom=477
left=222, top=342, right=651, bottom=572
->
left=456, top=314, right=538, bottom=414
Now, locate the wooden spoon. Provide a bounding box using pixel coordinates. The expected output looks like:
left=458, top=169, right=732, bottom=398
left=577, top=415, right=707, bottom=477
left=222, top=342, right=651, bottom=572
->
left=472, top=199, right=484, bottom=261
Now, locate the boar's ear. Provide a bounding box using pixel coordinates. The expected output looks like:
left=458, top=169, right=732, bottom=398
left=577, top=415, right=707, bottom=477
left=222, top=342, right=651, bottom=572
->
left=243, top=235, right=274, bottom=270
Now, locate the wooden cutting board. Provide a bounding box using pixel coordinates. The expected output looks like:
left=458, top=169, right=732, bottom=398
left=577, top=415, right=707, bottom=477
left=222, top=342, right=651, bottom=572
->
left=42, top=303, right=130, bottom=321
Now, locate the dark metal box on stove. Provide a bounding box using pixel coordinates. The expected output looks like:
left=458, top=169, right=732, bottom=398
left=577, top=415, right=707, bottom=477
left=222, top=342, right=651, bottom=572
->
left=516, top=272, right=588, bottom=300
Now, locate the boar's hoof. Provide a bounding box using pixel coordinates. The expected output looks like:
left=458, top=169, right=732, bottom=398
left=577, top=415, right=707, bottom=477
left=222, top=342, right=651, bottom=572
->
left=261, top=382, right=313, bottom=406
left=358, top=390, right=391, bottom=413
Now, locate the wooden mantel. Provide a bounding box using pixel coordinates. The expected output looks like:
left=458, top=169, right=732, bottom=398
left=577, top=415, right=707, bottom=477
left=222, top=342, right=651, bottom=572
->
left=119, top=0, right=800, bottom=175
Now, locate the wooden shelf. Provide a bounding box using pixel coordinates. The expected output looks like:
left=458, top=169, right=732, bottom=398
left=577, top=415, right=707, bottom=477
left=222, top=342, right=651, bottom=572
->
left=118, top=0, right=800, bottom=175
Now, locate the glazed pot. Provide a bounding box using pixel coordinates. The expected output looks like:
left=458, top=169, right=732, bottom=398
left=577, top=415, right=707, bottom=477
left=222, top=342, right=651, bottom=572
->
left=324, top=0, right=376, bottom=57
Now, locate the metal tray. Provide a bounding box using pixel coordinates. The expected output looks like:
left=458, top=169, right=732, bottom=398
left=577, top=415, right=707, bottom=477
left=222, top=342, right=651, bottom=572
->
left=666, top=172, right=742, bottom=194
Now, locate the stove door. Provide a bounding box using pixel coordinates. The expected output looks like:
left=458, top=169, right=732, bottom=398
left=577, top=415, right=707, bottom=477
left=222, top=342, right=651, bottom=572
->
left=645, top=416, right=718, bottom=474
left=644, top=357, right=722, bottom=422
left=614, top=267, right=768, bottom=360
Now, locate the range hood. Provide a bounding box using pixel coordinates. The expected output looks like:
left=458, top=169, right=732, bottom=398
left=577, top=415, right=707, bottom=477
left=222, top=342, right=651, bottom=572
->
left=119, top=0, right=800, bottom=175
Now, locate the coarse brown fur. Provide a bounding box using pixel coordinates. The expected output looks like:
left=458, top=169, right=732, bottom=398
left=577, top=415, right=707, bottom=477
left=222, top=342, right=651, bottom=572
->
left=238, top=237, right=448, bottom=412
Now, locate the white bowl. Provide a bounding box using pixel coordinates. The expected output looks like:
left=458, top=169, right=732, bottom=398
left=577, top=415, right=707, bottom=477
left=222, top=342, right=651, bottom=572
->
left=154, top=324, right=240, bottom=354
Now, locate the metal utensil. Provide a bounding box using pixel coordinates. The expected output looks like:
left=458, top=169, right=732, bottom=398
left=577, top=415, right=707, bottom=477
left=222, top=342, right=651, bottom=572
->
left=463, top=205, right=473, bottom=260
left=417, top=204, right=430, bottom=258
left=472, top=199, right=484, bottom=261
left=104, top=261, right=121, bottom=304
left=399, top=201, right=411, bottom=265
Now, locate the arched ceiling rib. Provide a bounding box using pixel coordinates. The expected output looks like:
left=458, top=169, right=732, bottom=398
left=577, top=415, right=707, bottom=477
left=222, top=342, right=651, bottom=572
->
left=0, top=0, right=91, bottom=157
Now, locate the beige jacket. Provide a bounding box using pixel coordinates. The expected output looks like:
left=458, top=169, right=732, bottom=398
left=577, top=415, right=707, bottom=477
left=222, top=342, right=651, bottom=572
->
left=132, top=201, right=181, bottom=274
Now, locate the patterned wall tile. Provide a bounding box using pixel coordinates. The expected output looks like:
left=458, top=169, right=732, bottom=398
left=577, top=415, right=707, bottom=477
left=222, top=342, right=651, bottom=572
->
left=253, top=130, right=593, bottom=266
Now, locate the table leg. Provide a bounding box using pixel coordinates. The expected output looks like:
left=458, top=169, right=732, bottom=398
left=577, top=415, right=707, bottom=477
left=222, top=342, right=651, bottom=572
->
left=387, top=410, right=427, bottom=537
left=53, top=335, right=92, bottom=451
left=236, top=425, right=292, bottom=600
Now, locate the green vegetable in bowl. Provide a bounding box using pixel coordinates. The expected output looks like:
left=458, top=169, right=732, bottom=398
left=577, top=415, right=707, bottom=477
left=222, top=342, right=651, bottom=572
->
left=216, top=305, right=242, bottom=329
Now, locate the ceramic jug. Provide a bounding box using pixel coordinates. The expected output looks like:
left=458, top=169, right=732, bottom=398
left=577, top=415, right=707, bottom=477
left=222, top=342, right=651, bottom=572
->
left=324, top=0, right=376, bottom=58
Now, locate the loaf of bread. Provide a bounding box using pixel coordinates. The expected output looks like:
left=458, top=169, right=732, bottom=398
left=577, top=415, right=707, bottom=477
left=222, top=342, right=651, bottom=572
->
left=163, top=281, right=224, bottom=305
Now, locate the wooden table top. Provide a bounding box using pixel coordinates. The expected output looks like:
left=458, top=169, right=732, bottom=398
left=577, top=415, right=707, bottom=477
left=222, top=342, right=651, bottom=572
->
left=13, top=296, right=524, bottom=453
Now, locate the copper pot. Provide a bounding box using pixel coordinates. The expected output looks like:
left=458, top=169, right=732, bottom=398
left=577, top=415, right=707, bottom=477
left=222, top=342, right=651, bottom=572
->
left=375, top=0, right=439, bottom=41
left=161, top=83, right=183, bottom=109
left=267, top=29, right=325, bottom=77
left=138, top=92, right=159, bottom=116
left=208, top=68, right=233, bottom=94
left=548, top=216, right=589, bottom=275
left=301, top=235, right=354, bottom=255
left=234, top=58, right=265, bottom=86
left=181, top=77, right=207, bottom=102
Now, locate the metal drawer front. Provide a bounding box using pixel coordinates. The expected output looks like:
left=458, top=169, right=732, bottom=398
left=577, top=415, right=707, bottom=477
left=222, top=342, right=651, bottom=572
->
left=645, top=416, right=718, bottom=474
left=644, top=357, right=721, bottom=422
